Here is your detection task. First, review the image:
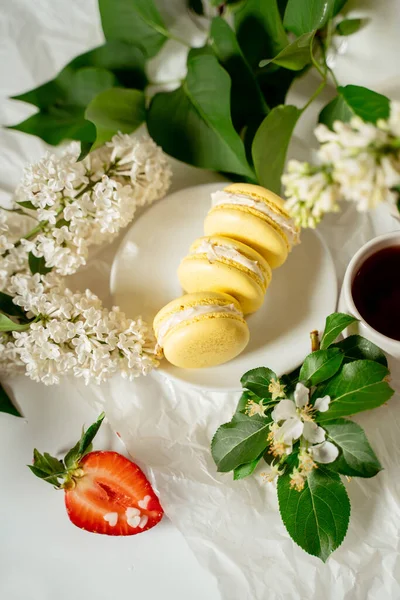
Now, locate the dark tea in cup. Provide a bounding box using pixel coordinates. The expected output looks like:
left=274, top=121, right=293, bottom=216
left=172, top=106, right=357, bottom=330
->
left=351, top=245, right=400, bottom=341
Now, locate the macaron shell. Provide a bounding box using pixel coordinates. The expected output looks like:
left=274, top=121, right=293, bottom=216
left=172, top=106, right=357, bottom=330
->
left=163, top=314, right=250, bottom=368
left=204, top=207, right=288, bottom=268
left=178, top=255, right=267, bottom=314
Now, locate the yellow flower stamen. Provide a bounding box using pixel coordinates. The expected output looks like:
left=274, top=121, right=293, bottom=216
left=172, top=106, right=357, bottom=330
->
left=290, top=468, right=305, bottom=492
left=268, top=378, right=286, bottom=401
left=245, top=399, right=266, bottom=417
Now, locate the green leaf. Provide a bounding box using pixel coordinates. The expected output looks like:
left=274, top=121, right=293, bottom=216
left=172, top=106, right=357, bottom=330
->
left=0, top=313, right=31, bottom=332
left=319, top=85, right=390, bottom=129
left=336, top=18, right=367, bottom=36
left=99, top=0, right=168, bottom=58
left=256, top=67, right=301, bottom=110
left=278, top=466, right=350, bottom=561
left=85, top=88, right=146, bottom=149
left=333, top=0, right=348, bottom=13
left=233, top=454, right=263, bottom=480
left=10, top=67, right=117, bottom=145
left=147, top=52, right=254, bottom=178
left=284, top=0, right=337, bottom=36
left=78, top=413, right=105, bottom=457
left=324, top=419, right=382, bottom=478
left=28, top=253, right=52, bottom=276
left=280, top=366, right=301, bottom=399
left=252, top=104, right=301, bottom=193
left=0, top=292, right=26, bottom=319
left=332, top=335, right=388, bottom=367
left=211, top=413, right=271, bottom=472
left=315, top=360, right=394, bottom=422
left=28, top=449, right=66, bottom=488
left=0, top=383, right=23, bottom=417
left=320, top=313, right=358, bottom=349
left=259, top=31, right=315, bottom=71
left=188, top=0, right=204, bottom=15
left=12, top=42, right=147, bottom=109
left=240, top=367, right=277, bottom=399
left=299, top=348, right=344, bottom=386
left=16, top=200, right=36, bottom=210
left=234, top=0, right=288, bottom=69
left=235, top=390, right=255, bottom=413
left=210, top=17, right=268, bottom=131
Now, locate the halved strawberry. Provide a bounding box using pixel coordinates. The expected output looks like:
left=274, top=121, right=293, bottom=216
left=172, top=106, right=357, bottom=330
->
left=28, top=413, right=163, bottom=536
left=65, top=451, right=163, bottom=535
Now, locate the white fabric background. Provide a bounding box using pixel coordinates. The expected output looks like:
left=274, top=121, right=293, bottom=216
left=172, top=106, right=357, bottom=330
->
left=2, top=1, right=400, bottom=599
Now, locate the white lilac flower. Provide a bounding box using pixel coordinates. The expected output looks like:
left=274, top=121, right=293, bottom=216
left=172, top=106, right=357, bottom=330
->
left=5, top=273, right=159, bottom=385
left=282, top=160, right=341, bottom=229
left=10, top=134, right=172, bottom=277
left=282, top=102, right=400, bottom=227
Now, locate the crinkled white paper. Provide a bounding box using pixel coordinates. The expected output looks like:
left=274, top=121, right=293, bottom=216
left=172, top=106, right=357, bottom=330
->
left=2, top=2, right=400, bottom=598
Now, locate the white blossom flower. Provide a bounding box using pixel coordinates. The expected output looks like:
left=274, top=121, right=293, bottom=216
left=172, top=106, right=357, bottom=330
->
left=5, top=273, right=159, bottom=385
left=282, top=160, right=341, bottom=228
left=269, top=383, right=330, bottom=454
left=260, top=462, right=282, bottom=483
left=308, top=441, right=339, bottom=464
left=282, top=101, right=400, bottom=227
left=9, top=133, right=172, bottom=278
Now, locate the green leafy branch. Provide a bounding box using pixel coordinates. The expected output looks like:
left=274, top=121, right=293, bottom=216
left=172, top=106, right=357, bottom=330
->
left=211, top=313, right=394, bottom=561
left=7, top=0, right=373, bottom=188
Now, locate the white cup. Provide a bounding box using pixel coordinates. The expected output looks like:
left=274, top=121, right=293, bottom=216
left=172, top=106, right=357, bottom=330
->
left=338, top=231, right=400, bottom=360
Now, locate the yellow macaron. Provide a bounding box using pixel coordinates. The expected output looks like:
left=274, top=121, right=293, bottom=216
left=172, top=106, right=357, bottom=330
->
left=177, top=235, right=271, bottom=314
left=204, top=183, right=300, bottom=268
left=153, top=291, right=249, bottom=369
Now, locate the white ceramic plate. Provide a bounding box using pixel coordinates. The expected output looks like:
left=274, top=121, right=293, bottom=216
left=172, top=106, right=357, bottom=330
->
left=111, top=182, right=337, bottom=391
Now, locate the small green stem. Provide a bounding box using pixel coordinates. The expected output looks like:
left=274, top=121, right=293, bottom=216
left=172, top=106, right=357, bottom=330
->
left=301, top=81, right=326, bottom=113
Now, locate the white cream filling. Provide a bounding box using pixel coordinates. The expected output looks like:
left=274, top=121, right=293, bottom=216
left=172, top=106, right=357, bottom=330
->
left=211, top=190, right=300, bottom=246
left=192, top=240, right=265, bottom=282
left=156, top=303, right=241, bottom=347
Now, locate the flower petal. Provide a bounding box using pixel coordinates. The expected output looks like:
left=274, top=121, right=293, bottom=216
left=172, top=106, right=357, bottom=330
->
left=314, top=395, right=331, bottom=412
left=277, top=417, right=304, bottom=444
left=302, top=421, right=326, bottom=444
left=309, top=441, right=339, bottom=464
left=271, top=399, right=297, bottom=422
left=294, top=382, right=309, bottom=408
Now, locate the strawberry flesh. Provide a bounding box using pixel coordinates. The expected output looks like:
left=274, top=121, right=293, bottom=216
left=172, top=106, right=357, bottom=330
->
left=65, top=451, right=163, bottom=535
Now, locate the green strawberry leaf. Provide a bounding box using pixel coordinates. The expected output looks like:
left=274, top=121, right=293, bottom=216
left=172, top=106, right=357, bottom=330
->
left=332, top=335, right=388, bottom=367
left=299, top=348, right=344, bottom=386
left=234, top=0, right=288, bottom=70
left=240, top=367, right=278, bottom=399
left=28, top=449, right=66, bottom=488
left=320, top=313, right=358, bottom=349
left=324, top=418, right=382, bottom=478
left=278, top=465, right=350, bottom=561
left=284, top=0, right=337, bottom=36
left=85, top=88, right=146, bottom=150
left=319, top=85, right=390, bottom=129
left=252, top=104, right=301, bottom=193
left=99, top=0, right=169, bottom=58
left=147, top=52, right=254, bottom=178
left=315, top=360, right=394, bottom=422
left=210, top=17, right=268, bottom=132
left=233, top=454, right=263, bottom=480
left=259, top=31, right=315, bottom=71
left=211, top=413, right=271, bottom=472
left=78, top=413, right=105, bottom=457
left=0, top=383, right=23, bottom=417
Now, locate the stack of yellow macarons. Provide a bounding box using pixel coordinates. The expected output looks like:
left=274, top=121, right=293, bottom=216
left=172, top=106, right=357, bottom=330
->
left=153, top=183, right=300, bottom=369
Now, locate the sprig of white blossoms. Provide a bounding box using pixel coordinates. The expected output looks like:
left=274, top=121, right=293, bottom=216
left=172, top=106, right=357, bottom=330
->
left=1, top=272, right=159, bottom=385
left=282, top=102, right=400, bottom=228
left=2, top=133, right=171, bottom=287
left=255, top=383, right=338, bottom=491
left=0, top=133, right=171, bottom=384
